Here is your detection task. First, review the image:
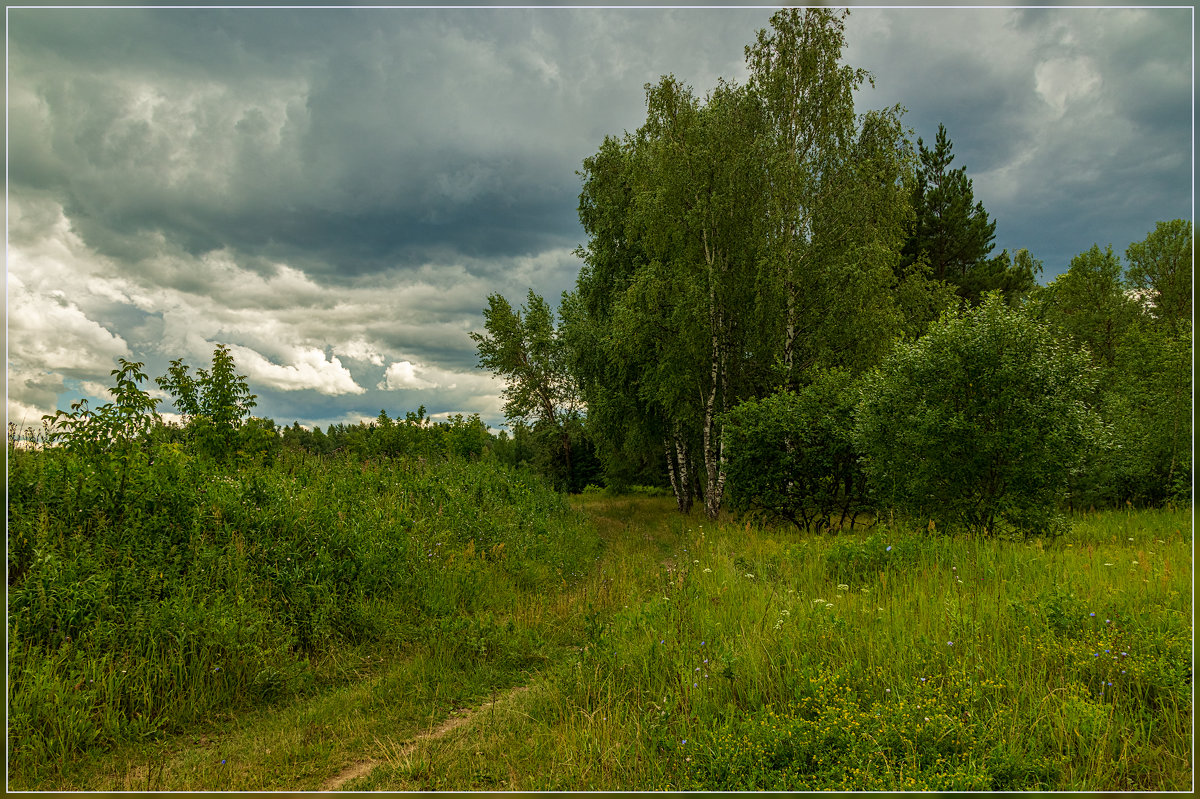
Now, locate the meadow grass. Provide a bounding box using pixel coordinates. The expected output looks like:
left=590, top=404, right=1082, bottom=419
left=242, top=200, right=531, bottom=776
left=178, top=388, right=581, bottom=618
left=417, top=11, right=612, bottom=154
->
left=8, top=454, right=1192, bottom=791
left=359, top=496, right=1192, bottom=791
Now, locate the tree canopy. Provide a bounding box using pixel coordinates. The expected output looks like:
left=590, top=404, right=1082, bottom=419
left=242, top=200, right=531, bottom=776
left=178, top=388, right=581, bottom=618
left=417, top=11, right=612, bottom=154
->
left=467, top=7, right=1191, bottom=528
left=564, top=8, right=926, bottom=519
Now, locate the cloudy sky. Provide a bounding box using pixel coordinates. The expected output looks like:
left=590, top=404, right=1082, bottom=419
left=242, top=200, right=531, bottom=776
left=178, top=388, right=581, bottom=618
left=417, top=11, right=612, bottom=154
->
left=6, top=4, right=1192, bottom=433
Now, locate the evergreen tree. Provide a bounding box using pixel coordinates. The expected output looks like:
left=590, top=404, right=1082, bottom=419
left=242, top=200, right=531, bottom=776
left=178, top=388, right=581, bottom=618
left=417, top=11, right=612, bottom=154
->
left=902, top=124, right=999, bottom=302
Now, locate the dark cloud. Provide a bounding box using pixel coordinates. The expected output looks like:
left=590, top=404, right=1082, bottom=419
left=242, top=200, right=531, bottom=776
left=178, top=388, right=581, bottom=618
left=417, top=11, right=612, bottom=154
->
left=846, top=7, right=1190, bottom=279
left=11, top=8, right=763, bottom=284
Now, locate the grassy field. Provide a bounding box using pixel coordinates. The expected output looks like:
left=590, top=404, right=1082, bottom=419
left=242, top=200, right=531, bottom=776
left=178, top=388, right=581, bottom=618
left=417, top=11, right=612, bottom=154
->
left=8, top=468, right=1193, bottom=790
left=352, top=496, right=1193, bottom=791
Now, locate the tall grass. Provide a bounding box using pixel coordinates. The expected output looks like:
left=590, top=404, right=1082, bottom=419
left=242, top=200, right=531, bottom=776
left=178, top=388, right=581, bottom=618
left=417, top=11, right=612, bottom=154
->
left=361, top=496, right=1192, bottom=792
left=7, top=443, right=599, bottom=787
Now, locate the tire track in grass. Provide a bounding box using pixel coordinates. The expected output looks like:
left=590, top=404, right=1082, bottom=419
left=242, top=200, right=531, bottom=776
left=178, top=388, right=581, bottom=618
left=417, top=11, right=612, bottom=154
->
left=321, top=685, right=531, bottom=790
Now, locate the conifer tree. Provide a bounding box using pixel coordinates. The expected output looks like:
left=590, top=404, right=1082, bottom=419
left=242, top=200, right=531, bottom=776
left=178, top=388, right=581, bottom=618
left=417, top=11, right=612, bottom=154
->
left=902, top=124, right=998, bottom=298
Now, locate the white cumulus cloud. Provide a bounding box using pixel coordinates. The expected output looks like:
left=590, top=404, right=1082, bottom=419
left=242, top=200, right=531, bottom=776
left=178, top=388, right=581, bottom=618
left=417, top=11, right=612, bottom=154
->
left=378, top=361, right=439, bottom=391
left=231, top=345, right=365, bottom=396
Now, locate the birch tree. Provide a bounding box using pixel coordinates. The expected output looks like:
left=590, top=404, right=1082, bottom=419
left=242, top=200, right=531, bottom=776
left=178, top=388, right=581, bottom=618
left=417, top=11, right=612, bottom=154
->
left=625, top=76, right=768, bottom=519
left=471, top=290, right=579, bottom=483
left=570, top=8, right=923, bottom=519
left=746, top=8, right=870, bottom=389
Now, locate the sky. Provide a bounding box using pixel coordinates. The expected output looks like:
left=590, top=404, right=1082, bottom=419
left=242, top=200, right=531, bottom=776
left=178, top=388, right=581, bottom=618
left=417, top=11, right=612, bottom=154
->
left=6, top=4, right=1193, bottom=433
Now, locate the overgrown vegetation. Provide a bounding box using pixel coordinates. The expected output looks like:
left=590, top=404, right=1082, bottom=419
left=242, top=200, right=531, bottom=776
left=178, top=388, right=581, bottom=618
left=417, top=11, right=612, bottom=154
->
left=7, top=356, right=600, bottom=786
left=7, top=342, right=1192, bottom=791
left=345, top=497, right=1192, bottom=792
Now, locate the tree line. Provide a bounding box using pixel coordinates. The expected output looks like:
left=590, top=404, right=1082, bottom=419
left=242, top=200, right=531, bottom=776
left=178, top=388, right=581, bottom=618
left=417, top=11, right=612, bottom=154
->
left=471, top=8, right=1192, bottom=534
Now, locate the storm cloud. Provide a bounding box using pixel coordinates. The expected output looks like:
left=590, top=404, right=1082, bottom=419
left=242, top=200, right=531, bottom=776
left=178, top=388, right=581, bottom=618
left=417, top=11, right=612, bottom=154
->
left=6, top=6, right=1192, bottom=431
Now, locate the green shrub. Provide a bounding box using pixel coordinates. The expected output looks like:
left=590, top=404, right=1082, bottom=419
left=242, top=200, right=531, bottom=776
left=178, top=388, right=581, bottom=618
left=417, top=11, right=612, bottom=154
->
left=856, top=293, right=1099, bottom=537
left=722, top=369, right=870, bottom=532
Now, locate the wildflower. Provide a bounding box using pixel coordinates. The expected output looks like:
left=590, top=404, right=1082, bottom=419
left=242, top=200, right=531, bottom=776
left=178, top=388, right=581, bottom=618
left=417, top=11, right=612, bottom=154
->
left=681, top=740, right=687, bottom=745
left=1090, top=612, right=1096, bottom=617
left=1103, top=562, right=1114, bottom=566
left=1127, top=537, right=1134, bottom=542
left=886, top=546, right=892, bottom=552
left=826, top=603, right=835, bottom=610
left=1105, top=619, right=1111, bottom=624
left=920, top=677, right=926, bottom=682
left=221, top=759, right=226, bottom=765
left=700, top=641, right=705, bottom=646
left=837, top=584, right=849, bottom=591
left=703, top=568, right=711, bottom=574
left=947, top=641, right=954, bottom=646
left=813, top=598, right=826, bottom=604
left=1131, top=560, right=1138, bottom=565
left=745, top=573, right=755, bottom=579
left=885, top=688, right=891, bottom=693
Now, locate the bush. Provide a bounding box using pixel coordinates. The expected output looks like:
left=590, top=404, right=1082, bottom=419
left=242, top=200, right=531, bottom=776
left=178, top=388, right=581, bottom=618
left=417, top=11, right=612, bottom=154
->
left=855, top=294, right=1098, bottom=537
left=722, top=370, right=869, bottom=532
left=1086, top=321, right=1191, bottom=507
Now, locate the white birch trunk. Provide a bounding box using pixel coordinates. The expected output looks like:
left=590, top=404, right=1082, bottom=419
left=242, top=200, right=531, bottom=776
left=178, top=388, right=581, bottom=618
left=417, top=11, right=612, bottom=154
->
left=674, top=434, right=692, bottom=514
left=701, top=230, right=727, bottom=521
left=667, top=431, right=696, bottom=513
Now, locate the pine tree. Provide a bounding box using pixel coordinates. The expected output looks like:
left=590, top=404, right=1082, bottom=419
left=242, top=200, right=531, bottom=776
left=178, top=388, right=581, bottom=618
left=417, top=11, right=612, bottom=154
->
left=902, top=124, right=997, bottom=297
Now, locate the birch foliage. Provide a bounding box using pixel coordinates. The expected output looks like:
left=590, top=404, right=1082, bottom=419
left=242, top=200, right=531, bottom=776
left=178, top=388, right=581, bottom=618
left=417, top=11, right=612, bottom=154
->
left=569, top=8, right=924, bottom=518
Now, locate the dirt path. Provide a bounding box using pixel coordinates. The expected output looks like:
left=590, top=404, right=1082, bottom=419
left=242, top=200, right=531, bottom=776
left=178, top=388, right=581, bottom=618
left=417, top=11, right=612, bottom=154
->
left=319, top=685, right=530, bottom=791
